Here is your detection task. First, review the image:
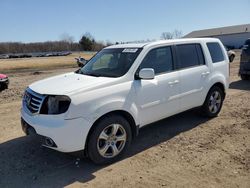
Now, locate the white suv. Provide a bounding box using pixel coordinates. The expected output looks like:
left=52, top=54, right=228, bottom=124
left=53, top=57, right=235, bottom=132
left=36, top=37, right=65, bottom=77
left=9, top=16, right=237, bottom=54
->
left=21, top=38, right=229, bottom=164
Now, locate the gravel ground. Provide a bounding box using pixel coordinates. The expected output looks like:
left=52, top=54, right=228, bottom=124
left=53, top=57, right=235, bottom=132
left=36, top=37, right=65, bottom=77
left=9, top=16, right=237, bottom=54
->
left=0, top=54, right=249, bottom=188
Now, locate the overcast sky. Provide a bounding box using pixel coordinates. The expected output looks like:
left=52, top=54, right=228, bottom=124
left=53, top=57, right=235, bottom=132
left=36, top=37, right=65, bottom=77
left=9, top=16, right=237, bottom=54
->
left=0, top=0, right=249, bottom=43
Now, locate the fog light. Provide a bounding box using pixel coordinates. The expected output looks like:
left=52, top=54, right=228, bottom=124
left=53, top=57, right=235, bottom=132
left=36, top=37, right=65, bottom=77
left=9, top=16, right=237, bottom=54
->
left=44, top=137, right=55, bottom=147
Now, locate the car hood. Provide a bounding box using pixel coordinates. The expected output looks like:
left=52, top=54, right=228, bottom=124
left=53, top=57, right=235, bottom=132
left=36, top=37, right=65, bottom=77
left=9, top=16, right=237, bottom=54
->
left=29, top=72, right=116, bottom=95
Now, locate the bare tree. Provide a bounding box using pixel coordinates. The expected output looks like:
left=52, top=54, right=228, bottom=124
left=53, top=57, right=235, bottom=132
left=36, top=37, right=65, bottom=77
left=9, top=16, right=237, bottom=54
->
left=161, top=32, right=174, bottom=40
left=60, top=33, right=75, bottom=43
left=161, top=29, right=183, bottom=40
left=105, top=40, right=113, bottom=46
left=173, top=29, right=183, bottom=39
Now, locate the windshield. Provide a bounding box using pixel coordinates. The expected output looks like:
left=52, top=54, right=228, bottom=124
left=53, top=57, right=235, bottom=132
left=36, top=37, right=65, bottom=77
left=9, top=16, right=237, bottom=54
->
left=78, top=48, right=142, bottom=77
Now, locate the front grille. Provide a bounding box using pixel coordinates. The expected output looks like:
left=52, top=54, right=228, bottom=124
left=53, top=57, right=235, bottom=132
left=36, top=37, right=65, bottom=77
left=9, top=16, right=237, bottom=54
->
left=24, top=88, right=45, bottom=114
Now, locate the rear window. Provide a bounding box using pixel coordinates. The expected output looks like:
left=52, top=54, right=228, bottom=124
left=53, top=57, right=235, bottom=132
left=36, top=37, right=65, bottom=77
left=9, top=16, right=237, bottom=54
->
left=207, top=42, right=225, bottom=63
left=176, top=44, right=205, bottom=69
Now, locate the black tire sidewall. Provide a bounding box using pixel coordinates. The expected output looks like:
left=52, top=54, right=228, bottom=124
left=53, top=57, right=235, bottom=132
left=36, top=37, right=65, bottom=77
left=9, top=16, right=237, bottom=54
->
left=202, top=86, right=224, bottom=117
left=0, top=83, right=8, bottom=90
left=87, top=114, right=132, bottom=165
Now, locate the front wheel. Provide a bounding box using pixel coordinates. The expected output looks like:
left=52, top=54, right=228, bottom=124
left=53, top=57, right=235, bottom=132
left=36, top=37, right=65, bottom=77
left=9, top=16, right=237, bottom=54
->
left=201, top=86, right=224, bottom=117
left=87, top=114, right=132, bottom=164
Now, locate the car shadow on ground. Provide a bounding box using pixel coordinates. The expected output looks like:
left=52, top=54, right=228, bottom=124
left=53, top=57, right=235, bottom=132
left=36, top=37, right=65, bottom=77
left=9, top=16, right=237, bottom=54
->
left=0, top=110, right=210, bottom=188
left=230, top=80, right=250, bottom=91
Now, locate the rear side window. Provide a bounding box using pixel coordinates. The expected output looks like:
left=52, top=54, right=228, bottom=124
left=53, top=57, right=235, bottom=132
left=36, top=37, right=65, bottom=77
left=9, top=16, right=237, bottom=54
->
left=207, top=42, right=225, bottom=63
left=176, top=44, right=205, bottom=69
left=139, top=46, right=173, bottom=75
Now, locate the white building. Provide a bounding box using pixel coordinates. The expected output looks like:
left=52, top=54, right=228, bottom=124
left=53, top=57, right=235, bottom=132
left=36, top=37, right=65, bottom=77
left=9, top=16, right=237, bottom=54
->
left=184, top=24, right=250, bottom=49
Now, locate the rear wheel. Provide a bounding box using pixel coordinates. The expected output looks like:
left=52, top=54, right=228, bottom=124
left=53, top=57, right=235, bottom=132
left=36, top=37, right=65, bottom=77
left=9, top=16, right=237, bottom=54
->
left=201, top=86, right=224, bottom=117
left=87, top=114, right=132, bottom=164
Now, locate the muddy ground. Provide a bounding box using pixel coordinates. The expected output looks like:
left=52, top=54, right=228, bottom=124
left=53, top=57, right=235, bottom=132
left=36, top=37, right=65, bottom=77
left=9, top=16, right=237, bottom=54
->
left=0, top=53, right=249, bottom=188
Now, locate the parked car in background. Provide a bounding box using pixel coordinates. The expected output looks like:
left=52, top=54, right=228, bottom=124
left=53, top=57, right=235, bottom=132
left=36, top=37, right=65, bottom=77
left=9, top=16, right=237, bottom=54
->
left=224, top=45, right=235, bottom=62
left=21, top=38, right=229, bottom=164
left=0, top=74, right=9, bottom=91
left=75, top=56, right=87, bottom=67
left=239, top=38, right=250, bottom=80
left=0, top=54, right=9, bottom=59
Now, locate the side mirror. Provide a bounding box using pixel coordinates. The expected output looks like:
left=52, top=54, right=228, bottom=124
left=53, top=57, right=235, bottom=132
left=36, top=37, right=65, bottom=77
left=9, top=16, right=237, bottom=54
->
left=81, top=59, right=88, bottom=67
left=138, top=68, right=155, bottom=80
left=76, top=58, right=88, bottom=67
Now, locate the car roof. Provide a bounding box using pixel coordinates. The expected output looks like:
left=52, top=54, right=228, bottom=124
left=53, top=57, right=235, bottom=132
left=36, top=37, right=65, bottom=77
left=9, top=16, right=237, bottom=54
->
left=105, top=38, right=220, bottom=49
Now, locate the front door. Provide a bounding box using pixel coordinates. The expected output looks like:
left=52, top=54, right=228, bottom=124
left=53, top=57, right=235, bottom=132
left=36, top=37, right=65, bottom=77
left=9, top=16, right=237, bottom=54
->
left=134, top=46, right=180, bottom=126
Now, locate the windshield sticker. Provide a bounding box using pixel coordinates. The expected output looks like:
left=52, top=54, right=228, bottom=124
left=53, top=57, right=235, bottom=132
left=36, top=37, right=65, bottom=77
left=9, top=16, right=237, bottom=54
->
left=122, top=48, right=138, bottom=53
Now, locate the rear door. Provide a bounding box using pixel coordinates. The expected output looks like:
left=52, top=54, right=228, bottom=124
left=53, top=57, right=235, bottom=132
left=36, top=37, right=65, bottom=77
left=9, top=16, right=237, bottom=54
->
left=175, top=43, right=210, bottom=111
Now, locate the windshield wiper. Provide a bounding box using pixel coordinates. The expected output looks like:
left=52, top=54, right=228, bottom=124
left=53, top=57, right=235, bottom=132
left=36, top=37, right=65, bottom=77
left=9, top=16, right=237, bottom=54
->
left=77, top=70, right=116, bottom=78
left=75, top=69, right=82, bottom=74
left=84, top=72, right=101, bottom=77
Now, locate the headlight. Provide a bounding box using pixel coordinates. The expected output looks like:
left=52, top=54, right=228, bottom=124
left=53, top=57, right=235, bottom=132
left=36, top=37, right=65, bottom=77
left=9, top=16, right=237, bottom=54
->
left=41, top=95, right=71, bottom=115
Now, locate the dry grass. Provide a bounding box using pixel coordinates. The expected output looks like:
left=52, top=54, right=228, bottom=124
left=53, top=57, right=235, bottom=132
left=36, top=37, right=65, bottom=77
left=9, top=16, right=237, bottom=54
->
left=0, top=52, right=95, bottom=73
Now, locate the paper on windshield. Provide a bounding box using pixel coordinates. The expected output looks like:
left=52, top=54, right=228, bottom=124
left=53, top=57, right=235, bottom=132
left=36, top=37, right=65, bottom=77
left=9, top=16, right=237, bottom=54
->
left=122, top=48, right=138, bottom=53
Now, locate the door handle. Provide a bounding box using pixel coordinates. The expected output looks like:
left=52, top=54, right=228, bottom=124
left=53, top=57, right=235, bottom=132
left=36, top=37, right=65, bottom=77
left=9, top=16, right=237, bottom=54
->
left=168, top=80, right=179, bottom=85
left=201, top=71, right=210, bottom=76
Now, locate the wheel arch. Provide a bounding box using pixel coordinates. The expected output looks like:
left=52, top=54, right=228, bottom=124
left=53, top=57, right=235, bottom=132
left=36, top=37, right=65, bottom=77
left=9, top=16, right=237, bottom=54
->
left=84, top=110, right=138, bottom=154
left=210, top=82, right=226, bottom=99
left=203, top=82, right=226, bottom=105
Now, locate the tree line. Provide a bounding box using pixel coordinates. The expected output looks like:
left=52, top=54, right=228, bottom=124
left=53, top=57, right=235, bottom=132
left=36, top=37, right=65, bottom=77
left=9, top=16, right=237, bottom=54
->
left=0, top=30, right=183, bottom=54
left=0, top=41, right=81, bottom=54
left=0, top=33, right=106, bottom=54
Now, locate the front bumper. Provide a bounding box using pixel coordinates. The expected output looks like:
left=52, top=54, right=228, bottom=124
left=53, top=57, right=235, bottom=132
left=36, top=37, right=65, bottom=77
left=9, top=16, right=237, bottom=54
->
left=21, top=107, right=93, bottom=153
left=0, top=78, right=9, bottom=86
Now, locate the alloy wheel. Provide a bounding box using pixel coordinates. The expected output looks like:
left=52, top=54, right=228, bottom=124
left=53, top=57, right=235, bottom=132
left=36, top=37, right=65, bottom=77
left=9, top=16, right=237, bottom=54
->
left=97, top=124, right=127, bottom=158
left=208, top=91, right=222, bottom=114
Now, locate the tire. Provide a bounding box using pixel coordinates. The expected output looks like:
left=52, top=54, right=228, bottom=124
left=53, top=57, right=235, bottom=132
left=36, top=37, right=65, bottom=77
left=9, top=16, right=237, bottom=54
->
left=201, top=86, right=224, bottom=117
left=87, top=114, right=132, bottom=165
left=0, top=83, right=7, bottom=91
left=4, top=83, right=8, bottom=89
left=240, top=74, right=249, bottom=80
